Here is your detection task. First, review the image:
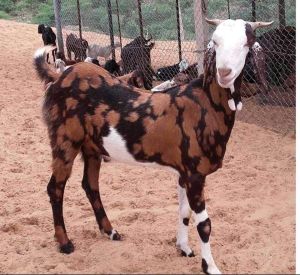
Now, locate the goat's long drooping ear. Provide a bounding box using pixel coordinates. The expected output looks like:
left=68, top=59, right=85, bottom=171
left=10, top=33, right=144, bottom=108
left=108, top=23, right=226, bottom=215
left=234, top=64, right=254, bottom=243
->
left=203, top=41, right=216, bottom=88
left=250, top=42, right=269, bottom=93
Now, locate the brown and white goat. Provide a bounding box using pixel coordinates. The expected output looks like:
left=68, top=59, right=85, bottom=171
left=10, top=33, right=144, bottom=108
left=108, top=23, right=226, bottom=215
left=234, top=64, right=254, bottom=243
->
left=33, top=19, right=272, bottom=274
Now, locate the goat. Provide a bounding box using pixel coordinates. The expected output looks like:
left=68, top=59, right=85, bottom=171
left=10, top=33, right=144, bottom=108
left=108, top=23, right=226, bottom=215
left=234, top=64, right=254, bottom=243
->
left=66, top=33, right=89, bottom=61
left=121, top=35, right=156, bottom=90
left=117, top=70, right=146, bottom=89
left=33, top=18, right=272, bottom=274
left=38, top=24, right=57, bottom=63
left=156, top=59, right=189, bottom=81
left=88, top=42, right=121, bottom=61
left=84, top=56, right=101, bottom=66
left=151, top=63, right=198, bottom=92
left=243, top=26, right=295, bottom=88
left=54, top=52, right=80, bottom=73
left=104, top=59, right=121, bottom=76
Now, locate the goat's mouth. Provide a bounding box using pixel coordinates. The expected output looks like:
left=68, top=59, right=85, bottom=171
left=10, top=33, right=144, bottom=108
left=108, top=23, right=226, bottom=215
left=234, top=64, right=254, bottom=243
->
left=217, top=74, right=235, bottom=88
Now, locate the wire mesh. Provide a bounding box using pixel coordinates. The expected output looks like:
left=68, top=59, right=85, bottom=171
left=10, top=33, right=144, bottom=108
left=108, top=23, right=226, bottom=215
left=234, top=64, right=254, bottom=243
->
left=54, top=0, right=295, bottom=134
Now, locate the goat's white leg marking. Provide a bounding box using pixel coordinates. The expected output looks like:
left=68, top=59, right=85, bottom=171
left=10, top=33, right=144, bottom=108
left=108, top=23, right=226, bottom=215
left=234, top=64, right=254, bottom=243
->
left=195, top=210, right=221, bottom=274
left=176, top=185, right=194, bottom=257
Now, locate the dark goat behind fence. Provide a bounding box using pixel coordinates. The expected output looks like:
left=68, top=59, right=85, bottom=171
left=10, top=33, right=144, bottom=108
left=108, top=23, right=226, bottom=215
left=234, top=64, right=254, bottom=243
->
left=243, top=26, right=296, bottom=87
left=66, top=33, right=89, bottom=61
left=38, top=24, right=57, bottom=63
left=121, top=36, right=156, bottom=90
left=104, top=59, right=121, bottom=76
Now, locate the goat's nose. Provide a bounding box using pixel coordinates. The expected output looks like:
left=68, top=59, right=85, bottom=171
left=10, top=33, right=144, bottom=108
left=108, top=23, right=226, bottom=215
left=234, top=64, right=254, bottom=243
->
left=218, top=67, right=232, bottom=77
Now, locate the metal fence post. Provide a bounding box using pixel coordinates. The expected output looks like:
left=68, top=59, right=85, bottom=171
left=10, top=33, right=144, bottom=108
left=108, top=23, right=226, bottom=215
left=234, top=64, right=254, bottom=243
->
left=137, top=0, right=144, bottom=38
left=77, top=0, right=83, bottom=40
left=194, top=0, right=208, bottom=75
left=115, top=0, right=122, bottom=48
left=176, top=0, right=182, bottom=62
left=53, top=0, right=64, bottom=54
left=252, top=0, right=256, bottom=22
left=107, top=0, right=115, bottom=59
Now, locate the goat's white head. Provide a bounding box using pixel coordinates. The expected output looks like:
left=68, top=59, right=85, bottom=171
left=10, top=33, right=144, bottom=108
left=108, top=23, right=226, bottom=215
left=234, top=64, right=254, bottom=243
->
left=206, top=19, right=273, bottom=90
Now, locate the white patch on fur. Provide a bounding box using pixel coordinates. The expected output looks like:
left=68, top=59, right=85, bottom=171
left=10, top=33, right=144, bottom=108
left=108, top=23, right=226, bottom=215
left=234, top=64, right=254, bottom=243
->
left=228, top=98, right=236, bottom=111
left=34, top=47, right=46, bottom=59
left=84, top=56, right=94, bottom=63
left=195, top=209, right=221, bottom=274
left=194, top=209, right=209, bottom=224
left=55, top=59, right=66, bottom=73
left=237, top=101, right=243, bottom=111
left=109, top=229, right=117, bottom=240
left=151, top=80, right=175, bottom=92
left=252, top=41, right=262, bottom=51
left=176, top=185, right=193, bottom=255
left=213, top=19, right=250, bottom=89
left=102, top=127, right=179, bottom=175
left=179, top=59, right=189, bottom=72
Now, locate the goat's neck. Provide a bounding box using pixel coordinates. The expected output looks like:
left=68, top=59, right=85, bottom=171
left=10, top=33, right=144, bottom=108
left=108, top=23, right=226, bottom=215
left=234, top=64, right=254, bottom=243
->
left=200, top=76, right=242, bottom=143
left=208, top=80, right=233, bottom=114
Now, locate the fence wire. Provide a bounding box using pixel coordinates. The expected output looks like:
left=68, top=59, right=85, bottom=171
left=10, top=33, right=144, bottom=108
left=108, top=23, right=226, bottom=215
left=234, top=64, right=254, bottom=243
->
left=54, top=0, right=296, bottom=134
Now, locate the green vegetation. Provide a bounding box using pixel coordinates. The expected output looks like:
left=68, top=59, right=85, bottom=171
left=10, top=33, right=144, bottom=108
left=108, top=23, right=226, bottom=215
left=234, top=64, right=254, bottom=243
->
left=0, top=10, right=11, bottom=19
left=0, top=0, right=296, bottom=40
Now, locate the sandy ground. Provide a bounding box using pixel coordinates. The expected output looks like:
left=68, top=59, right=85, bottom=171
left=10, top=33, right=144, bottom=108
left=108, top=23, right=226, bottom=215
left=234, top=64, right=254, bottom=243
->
left=0, top=19, right=295, bottom=274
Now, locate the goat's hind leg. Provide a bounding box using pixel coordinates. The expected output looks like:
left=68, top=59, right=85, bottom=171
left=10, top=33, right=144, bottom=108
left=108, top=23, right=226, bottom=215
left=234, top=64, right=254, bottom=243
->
left=176, top=183, right=194, bottom=257
left=47, top=147, right=79, bottom=254
left=81, top=145, right=121, bottom=241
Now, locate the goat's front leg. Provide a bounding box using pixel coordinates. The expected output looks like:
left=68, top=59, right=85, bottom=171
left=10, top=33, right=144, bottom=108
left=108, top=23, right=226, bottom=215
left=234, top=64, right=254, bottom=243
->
left=81, top=147, right=121, bottom=241
left=176, top=184, right=194, bottom=257
left=186, top=174, right=221, bottom=274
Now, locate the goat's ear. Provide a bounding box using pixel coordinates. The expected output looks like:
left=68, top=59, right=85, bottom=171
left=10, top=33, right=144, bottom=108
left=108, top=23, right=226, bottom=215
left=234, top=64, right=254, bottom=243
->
left=250, top=42, right=269, bottom=93
left=203, top=40, right=216, bottom=88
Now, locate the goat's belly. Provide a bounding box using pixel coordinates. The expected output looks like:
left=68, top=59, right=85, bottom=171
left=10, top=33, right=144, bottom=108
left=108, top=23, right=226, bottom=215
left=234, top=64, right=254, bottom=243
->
left=103, top=127, right=178, bottom=174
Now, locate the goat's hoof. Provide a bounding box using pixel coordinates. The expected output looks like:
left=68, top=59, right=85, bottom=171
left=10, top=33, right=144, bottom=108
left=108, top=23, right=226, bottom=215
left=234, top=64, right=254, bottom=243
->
left=110, top=229, right=121, bottom=241
left=181, top=250, right=195, bottom=257
left=59, top=240, right=74, bottom=254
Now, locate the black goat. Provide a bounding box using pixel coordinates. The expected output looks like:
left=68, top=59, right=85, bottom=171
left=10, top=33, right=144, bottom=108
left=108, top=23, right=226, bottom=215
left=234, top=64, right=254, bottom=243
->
left=38, top=24, right=57, bottom=63
left=121, top=35, right=155, bottom=90
left=156, top=59, right=189, bottom=81
left=66, top=33, right=89, bottom=61
left=243, top=26, right=296, bottom=87
left=104, top=59, right=121, bottom=76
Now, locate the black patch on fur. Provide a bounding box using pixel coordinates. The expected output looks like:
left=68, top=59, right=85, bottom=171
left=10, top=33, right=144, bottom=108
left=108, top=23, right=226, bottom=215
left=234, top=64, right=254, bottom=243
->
left=202, top=258, right=209, bottom=274
left=181, top=250, right=195, bottom=257
left=197, top=218, right=211, bottom=243
left=183, top=218, right=190, bottom=226
left=112, top=231, right=121, bottom=240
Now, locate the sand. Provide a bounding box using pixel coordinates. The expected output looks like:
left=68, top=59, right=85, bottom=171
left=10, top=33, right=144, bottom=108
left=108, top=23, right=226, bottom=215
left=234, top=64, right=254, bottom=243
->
left=0, top=19, right=295, bottom=274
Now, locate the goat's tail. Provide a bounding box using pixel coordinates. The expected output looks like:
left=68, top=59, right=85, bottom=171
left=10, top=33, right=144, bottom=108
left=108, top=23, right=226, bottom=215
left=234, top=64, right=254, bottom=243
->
left=33, top=46, right=60, bottom=83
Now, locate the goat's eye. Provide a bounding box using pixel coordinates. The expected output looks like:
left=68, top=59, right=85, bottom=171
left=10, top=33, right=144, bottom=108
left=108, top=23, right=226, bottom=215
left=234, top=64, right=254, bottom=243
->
left=212, top=40, right=218, bottom=46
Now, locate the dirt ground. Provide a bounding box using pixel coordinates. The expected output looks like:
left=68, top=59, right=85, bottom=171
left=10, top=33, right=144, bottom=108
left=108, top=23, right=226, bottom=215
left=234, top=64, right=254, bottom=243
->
left=0, top=19, right=295, bottom=274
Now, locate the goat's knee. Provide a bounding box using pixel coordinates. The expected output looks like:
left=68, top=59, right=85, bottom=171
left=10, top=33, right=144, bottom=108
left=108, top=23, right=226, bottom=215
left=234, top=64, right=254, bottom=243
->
left=194, top=210, right=221, bottom=274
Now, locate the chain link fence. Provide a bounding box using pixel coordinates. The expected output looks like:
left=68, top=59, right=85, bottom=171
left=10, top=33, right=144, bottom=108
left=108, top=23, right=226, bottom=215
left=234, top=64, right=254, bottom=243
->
left=53, top=0, right=295, bottom=134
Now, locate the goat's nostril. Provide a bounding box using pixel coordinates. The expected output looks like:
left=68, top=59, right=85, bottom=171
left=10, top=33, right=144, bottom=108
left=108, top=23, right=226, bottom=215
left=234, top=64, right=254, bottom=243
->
left=218, top=67, right=232, bottom=77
